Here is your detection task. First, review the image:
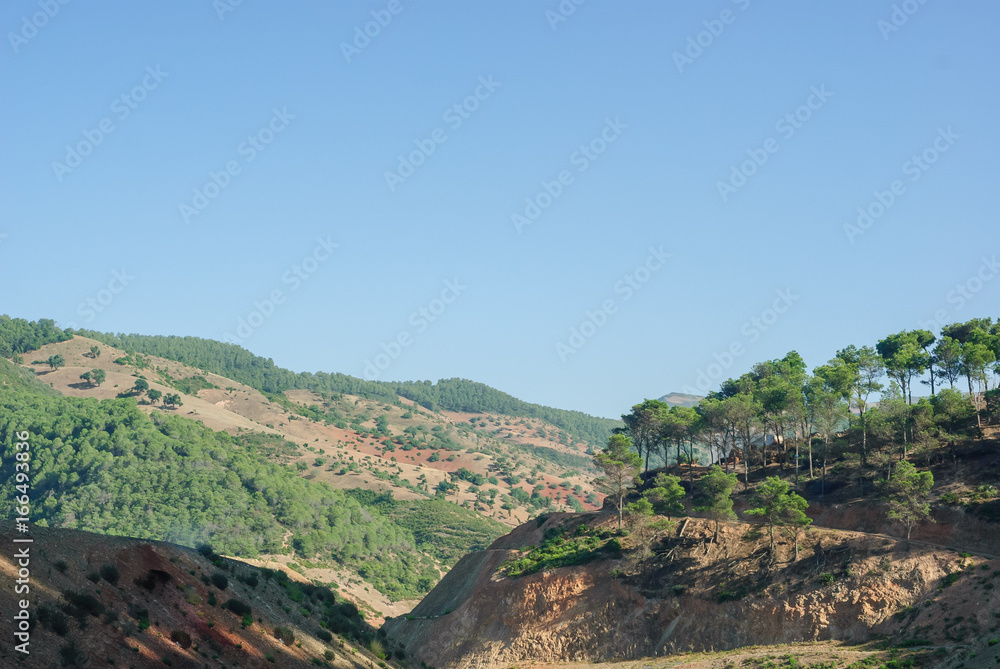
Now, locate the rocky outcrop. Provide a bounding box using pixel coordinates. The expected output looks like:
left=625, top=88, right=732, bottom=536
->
left=384, top=512, right=999, bottom=669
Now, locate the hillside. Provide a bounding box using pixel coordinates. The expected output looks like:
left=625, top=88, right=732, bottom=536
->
left=0, top=316, right=611, bottom=613
left=25, top=333, right=605, bottom=525
left=70, top=328, right=622, bottom=447
left=384, top=511, right=1000, bottom=668
left=0, top=525, right=406, bottom=669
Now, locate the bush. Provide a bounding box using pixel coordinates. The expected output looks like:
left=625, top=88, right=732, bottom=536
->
left=316, top=629, right=333, bottom=642
left=37, top=604, right=70, bottom=636
left=369, top=639, right=387, bottom=660
left=61, top=590, right=105, bottom=618
left=170, top=629, right=192, bottom=649
left=135, top=569, right=171, bottom=591
left=100, top=564, right=120, bottom=585
left=820, top=572, right=835, bottom=585
left=224, top=599, right=252, bottom=617
left=211, top=573, right=228, bottom=590
left=274, top=626, right=295, bottom=645
left=942, top=572, right=962, bottom=588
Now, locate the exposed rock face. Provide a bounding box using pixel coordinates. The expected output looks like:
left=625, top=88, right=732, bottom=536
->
left=384, top=512, right=998, bottom=669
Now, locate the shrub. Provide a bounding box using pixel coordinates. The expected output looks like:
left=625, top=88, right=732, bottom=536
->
left=62, top=590, right=105, bottom=618
left=274, top=626, right=295, bottom=645
left=170, top=630, right=192, bottom=649
left=37, top=604, right=70, bottom=636
left=819, top=572, right=835, bottom=585
left=54, top=560, right=69, bottom=573
left=135, top=569, right=171, bottom=591
left=59, top=640, right=87, bottom=667
left=942, top=572, right=962, bottom=588
left=236, top=570, right=259, bottom=588
left=369, top=639, right=387, bottom=659
left=211, top=573, right=228, bottom=590
left=100, top=564, right=120, bottom=585
left=316, top=629, right=333, bottom=643
left=224, top=599, right=252, bottom=617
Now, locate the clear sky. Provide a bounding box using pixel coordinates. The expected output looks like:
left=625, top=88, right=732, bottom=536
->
left=2, top=1, right=998, bottom=419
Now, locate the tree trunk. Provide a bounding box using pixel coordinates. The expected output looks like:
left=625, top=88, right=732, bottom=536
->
left=688, top=438, right=695, bottom=489
left=808, top=434, right=814, bottom=479
left=744, top=449, right=750, bottom=491
left=794, top=438, right=800, bottom=486
left=929, top=360, right=936, bottom=396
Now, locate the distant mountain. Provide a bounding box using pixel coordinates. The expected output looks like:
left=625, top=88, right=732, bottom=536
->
left=657, top=392, right=703, bottom=408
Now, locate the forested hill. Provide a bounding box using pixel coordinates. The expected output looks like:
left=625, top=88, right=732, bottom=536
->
left=71, top=328, right=621, bottom=447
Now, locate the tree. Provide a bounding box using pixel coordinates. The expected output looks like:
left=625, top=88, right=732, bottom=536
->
left=819, top=346, right=883, bottom=467
left=47, top=354, right=65, bottom=371
left=79, top=371, right=92, bottom=386
left=877, top=331, right=930, bottom=405
left=146, top=388, right=162, bottom=405
left=163, top=393, right=183, bottom=409
left=809, top=384, right=848, bottom=496
left=592, top=434, right=642, bottom=529
left=624, top=497, right=674, bottom=561
left=932, top=336, right=963, bottom=390
left=693, top=465, right=738, bottom=542
left=88, top=345, right=101, bottom=359
left=434, top=480, right=457, bottom=496
left=941, top=319, right=997, bottom=426
left=642, top=473, right=685, bottom=519
left=621, top=399, right=669, bottom=474
left=877, top=460, right=934, bottom=545
left=723, top=392, right=759, bottom=490
left=745, top=476, right=812, bottom=560
left=133, top=378, right=150, bottom=396
left=913, top=330, right=936, bottom=395
left=91, top=368, right=106, bottom=387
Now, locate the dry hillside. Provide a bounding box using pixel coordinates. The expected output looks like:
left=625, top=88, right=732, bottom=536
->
left=384, top=512, right=1000, bottom=669
left=26, top=336, right=603, bottom=528
left=0, top=525, right=405, bottom=669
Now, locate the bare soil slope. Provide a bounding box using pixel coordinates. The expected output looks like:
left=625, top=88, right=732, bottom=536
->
left=384, top=513, right=1000, bottom=669
left=0, top=525, right=400, bottom=669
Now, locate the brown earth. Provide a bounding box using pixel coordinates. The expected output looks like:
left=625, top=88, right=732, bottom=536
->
left=0, top=525, right=396, bottom=669
left=384, top=512, right=1000, bottom=669
left=26, top=337, right=603, bottom=529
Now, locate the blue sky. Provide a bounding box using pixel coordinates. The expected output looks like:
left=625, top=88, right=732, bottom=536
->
left=2, top=1, right=998, bottom=419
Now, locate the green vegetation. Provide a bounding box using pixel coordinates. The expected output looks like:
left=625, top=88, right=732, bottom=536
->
left=345, top=490, right=507, bottom=569
left=877, top=461, right=934, bottom=544
left=69, top=329, right=621, bottom=447
left=502, top=524, right=618, bottom=577
left=745, top=476, right=812, bottom=558
left=614, top=318, right=1000, bottom=546
left=0, top=316, right=71, bottom=357
left=592, top=434, right=642, bottom=529
left=0, top=362, right=435, bottom=600
left=694, top=466, right=739, bottom=542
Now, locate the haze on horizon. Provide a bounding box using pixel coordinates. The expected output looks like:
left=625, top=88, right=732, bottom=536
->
left=2, top=1, right=998, bottom=419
